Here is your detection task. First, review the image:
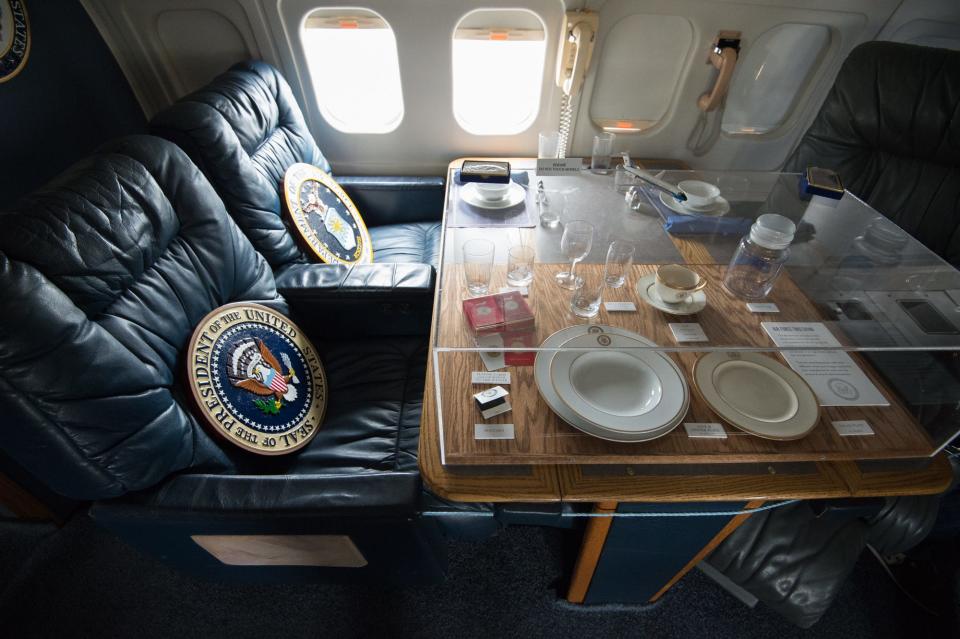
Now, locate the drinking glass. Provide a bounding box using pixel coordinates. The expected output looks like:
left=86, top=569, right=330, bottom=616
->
left=539, top=190, right=565, bottom=228
left=604, top=240, right=635, bottom=288
left=556, top=220, right=594, bottom=290
left=507, top=245, right=535, bottom=287
left=591, top=132, right=616, bottom=174
left=538, top=130, right=561, bottom=159
left=571, top=267, right=604, bottom=318
left=614, top=165, right=640, bottom=192
left=463, top=239, right=494, bottom=295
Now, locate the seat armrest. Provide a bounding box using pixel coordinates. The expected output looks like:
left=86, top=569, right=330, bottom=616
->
left=336, top=176, right=445, bottom=226
left=275, top=262, right=435, bottom=337
left=92, top=471, right=421, bottom=517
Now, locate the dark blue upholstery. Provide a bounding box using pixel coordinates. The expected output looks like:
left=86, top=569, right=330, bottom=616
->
left=150, top=61, right=443, bottom=271
left=784, top=42, right=960, bottom=265
left=0, top=136, right=281, bottom=498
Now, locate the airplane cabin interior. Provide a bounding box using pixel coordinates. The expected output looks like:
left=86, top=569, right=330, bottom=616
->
left=2, top=0, right=960, bottom=637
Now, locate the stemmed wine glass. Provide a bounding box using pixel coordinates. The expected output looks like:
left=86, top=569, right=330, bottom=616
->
left=556, top=220, right=594, bottom=290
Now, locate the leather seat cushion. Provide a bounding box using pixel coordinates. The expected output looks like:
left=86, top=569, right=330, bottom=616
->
left=150, top=61, right=329, bottom=269
left=784, top=42, right=960, bottom=264
left=203, top=336, right=424, bottom=477
left=370, top=222, right=441, bottom=267
left=0, top=136, right=283, bottom=499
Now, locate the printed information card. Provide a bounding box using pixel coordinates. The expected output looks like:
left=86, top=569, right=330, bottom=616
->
left=475, top=423, right=515, bottom=440
left=604, top=301, right=637, bottom=312
left=536, top=158, right=583, bottom=176
left=683, top=422, right=727, bottom=439
left=471, top=371, right=511, bottom=385
left=762, top=322, right=889, bottom=407
left=669, top=323, right=708, bottom=343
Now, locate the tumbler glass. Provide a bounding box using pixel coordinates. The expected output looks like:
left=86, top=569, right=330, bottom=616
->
left=507, top=245, right=535, bottom=287
left=539, top=190, right=565, bottom=228
left=591, top=132, right=616, bottom=174
left=463, top=239, right=494, bottom=295
left=604, top=240, right=636, bottom=288
left=538, top=130, right=561, bottom=159
left=571, top=268, right=605, bottom=318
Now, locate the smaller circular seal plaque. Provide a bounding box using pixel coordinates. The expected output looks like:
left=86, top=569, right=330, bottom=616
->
left=282, top=163, right=373, bottom=265
left=0, top=1, right=31, bottom=84
left=186, top=303, right=328, bottom=455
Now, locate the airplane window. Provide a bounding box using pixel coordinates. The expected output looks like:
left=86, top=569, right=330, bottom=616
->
left=301, top=9, right=404, bottom=134
left=722, top=23, right=830, bottom=135
left=452, top=9, right=547, bottom=135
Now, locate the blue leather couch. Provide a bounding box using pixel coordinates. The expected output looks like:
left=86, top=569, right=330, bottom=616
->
left=0, top=135, right=459, bottom=581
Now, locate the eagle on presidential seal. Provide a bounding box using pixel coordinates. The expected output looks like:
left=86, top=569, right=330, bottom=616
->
left=226, top=338, right=300, bottom=415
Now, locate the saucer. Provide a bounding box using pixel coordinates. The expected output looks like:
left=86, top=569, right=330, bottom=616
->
left=659, top=191, right=730, bottom=217
left=461, top=183, right=526, bottom=210
left=636, top=274, right=706, bottom=315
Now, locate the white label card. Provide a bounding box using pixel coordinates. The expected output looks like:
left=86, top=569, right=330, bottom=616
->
left=832, top=420, right=875, bottom=437
left=684, top=422, right=727, bottom=439
left=536, top=158, right=583, bottom=176
left=472, top=371, right=511, bottom=385
left=669, top=323, right=708, bottom=343
left=747, top=303, right=780, bottom=313
left=475, top=423, right=515, bottom=440
left=604, top=301, right=637, bottom=312
left=762, top=322, right=841, bottom=348
left=499, top=286, right=529, bottom=297
left=779, top=350, right=889, bottom=407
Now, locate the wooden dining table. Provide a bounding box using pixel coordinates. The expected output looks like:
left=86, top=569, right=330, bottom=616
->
left=418, top=158, right=955, bottom=604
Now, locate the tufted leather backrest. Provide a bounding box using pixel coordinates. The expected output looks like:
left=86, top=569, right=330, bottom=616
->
left=784, top=42, right=960, bottom=264
left=151, top=61, right=329, bottom=270
left=0, top=136, right=284, bottom=499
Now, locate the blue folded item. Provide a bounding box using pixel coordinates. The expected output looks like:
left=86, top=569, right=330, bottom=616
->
left=662, top=215, right=754, bottom=236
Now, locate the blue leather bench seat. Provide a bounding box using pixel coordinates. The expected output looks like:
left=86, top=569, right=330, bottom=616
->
left=150, top=61, right=443, bottom=276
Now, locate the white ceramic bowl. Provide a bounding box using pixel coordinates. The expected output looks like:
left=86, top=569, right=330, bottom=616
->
left=475, top=182, right=511, bottom=202
left=678, top=180, right=721, bottom=208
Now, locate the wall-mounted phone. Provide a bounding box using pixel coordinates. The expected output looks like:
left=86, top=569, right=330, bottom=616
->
left=556, top=10, right=599, bottom=97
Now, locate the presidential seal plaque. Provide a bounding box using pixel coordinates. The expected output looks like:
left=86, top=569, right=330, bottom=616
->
left=187, top=303, right=327, bottom=455
left=0, top=1, right=31, bottom=84
left=283, top=163, right=373, bottom=265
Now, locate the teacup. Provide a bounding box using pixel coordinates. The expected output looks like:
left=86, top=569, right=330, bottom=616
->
left=677, top=180, right=721, bottom=208
left=655, top=264, right=706, bottom=304
left=475, top=182, right=511, bottom=202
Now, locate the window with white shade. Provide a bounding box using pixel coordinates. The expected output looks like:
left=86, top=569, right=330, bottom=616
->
left=722, top=23, right=831, bottom=135
left=301, top=9, right=404, bottom=133
left=452, top=9, right=547, bottom=135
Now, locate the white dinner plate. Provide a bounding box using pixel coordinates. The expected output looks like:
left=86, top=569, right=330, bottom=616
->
left=461, top=182, right=526, bottom=209
left=534, top=325, right=688, bottom=442
left=636, top=274, right=706, bottom=315
left=659, top=191, right=730, bottom=217
left=549, top=332, right=687, bottom=433
left=693, top=351, right=820, bottom=441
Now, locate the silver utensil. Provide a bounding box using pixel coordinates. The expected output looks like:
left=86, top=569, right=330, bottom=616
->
left=621, top=165, right=686, bottom=202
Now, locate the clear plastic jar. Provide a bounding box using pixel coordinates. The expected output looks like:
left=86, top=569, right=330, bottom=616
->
left=722, top=214, right=796, bottom=300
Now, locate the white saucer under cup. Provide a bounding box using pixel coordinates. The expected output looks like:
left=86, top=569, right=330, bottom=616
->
left=636, top=273, right=706, bottom=315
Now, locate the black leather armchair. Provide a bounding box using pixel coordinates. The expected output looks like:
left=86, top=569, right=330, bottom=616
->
left=0, top=136, right=447, bottom=581
left=150, top=61, right=442, bottom=326
left=784, top=41, right=960, bottom=265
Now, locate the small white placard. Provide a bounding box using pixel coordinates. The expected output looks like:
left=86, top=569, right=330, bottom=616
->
left=604, top=301, right=637, bottom=312
left=481, top=402, right=513, bottom=420
left=669, top=323, right=708, bottom=343
left=536, top=158, right=583, bottom=176
left=499, top=286, right=529, bottom=297
left=747, top=302, right=780, bottom=313
left=762, top=322, right=841, bottom=348
left=684, top=422, right=727, bottom=439
left=472, top=371, right=511, bottom=385
left=475, top=422, right=515, bottom=440
left=832, top=420, right=875, bottom=437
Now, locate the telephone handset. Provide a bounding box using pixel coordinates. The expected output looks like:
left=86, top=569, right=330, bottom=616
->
left=555, top=11, right=599, bottom=97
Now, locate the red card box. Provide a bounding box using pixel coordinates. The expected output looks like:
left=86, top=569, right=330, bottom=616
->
left=462, top=291, right=535, bottom=335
